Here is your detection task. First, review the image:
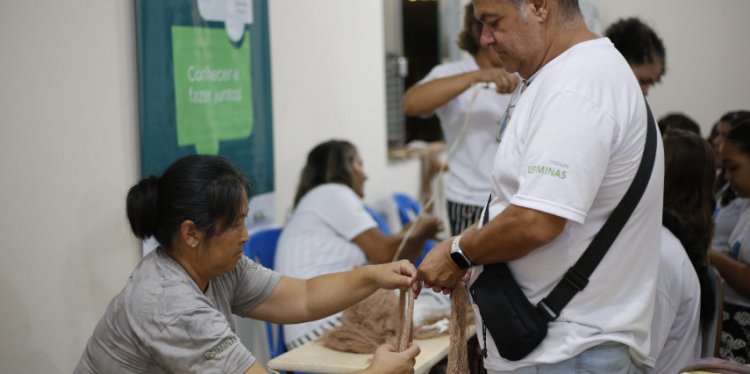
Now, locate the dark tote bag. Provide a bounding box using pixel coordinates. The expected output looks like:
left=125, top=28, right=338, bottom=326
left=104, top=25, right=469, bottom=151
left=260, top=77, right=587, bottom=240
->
left=469, top=100, right=657, bottom=361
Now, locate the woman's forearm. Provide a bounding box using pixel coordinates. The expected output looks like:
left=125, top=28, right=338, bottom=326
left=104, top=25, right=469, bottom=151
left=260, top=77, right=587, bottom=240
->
left=302, top=266, right=379, bottom=320
left=249, top=262, right=415, bottom=325
left=402, top=71, right=480, bottom=116
left=711, top=251, right=750, bottom=300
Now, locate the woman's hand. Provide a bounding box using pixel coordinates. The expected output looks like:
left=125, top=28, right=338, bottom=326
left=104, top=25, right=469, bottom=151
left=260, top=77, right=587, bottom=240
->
left=475, top=67, right=520, bottom=94
left=412, top=214, right=444, bottom=239
left=366, top=260, right=419, bottom=293
left=361, top=343, right=420, bottom=374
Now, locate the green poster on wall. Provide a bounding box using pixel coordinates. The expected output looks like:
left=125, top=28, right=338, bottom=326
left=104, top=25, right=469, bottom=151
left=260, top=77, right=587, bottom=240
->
left=172, top=26, right=254, bottom=155
left=135, top=0, right=275, bottom=240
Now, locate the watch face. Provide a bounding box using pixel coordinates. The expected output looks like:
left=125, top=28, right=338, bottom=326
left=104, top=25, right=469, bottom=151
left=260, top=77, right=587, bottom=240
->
left=450, top=251, right=471, bottom=269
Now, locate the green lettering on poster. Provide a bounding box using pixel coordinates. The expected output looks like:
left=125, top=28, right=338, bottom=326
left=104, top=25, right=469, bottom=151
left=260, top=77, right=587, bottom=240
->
left=172, top=26, right=253, bottom=154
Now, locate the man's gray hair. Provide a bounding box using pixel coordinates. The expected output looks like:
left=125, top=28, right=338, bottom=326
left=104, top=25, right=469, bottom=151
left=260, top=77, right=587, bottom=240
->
left=509, top=0, right=581, bottom=18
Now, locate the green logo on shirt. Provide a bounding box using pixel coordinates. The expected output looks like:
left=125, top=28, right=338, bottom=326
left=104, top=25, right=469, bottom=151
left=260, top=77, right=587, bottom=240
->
left=528, top=165, right=567, bottom=179
left=204, top=335, right=239, bottom=359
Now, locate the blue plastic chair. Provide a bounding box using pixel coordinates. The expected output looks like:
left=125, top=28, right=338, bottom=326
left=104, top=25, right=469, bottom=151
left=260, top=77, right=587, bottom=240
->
left=393, top=192, right=422, bottom=227
left=365, top=206, right=391, bottom=235
left=391, top=193, right=436, bottom=266
left=366, top=204, right=431, bottom=262
left=242, top=228, right=286, bottom=359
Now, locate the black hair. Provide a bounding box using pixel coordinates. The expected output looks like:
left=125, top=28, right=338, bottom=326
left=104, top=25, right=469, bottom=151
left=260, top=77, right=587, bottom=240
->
left=605, top=17, right=666, bottom=76
left=662, top=129, right=716, bottom=326
left=293, top=140, right=357, bottom=207
left=508, top=0, right=581, bottom=19
left=726, top=119, right=750, bottom=156
left=720, top=110, right=750, bottom=126
left=557, top=0, right=581, bottom=16
left=126, top=155, right=252, bottom=248
left=658, top=113, right=701, bottom=136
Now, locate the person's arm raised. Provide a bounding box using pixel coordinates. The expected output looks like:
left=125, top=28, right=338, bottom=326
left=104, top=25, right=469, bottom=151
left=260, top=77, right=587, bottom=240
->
left=402, top=67, right=519, bottom=116
left=247, top=260, right=418, bottom=324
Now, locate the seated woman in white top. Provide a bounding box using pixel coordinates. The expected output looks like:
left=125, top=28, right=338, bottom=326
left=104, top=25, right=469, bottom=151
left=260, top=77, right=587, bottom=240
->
left=709, top=119, right=750, bottom=363
left=275, top=140, right=442, bottom=349
left=639, top=129, right=716, bottom=372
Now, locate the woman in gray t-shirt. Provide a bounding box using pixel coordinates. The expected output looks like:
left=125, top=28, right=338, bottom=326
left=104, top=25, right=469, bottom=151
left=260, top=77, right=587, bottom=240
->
left=74, top=155, right=420, bottom=374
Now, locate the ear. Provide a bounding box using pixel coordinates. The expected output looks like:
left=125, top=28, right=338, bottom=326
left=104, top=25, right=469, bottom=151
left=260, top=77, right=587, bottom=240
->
left=529, top=0, right=549, bottom=22
left=179, top=220, right=204, bottom=249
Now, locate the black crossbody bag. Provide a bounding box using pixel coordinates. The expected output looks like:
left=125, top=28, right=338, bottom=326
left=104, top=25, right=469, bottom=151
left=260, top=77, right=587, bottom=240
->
left=469, top=101, right=658, bottom=361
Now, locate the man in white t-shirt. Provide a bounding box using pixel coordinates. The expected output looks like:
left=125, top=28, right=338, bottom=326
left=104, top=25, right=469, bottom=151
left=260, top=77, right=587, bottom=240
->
left=417, top=0, right=664, bottom=372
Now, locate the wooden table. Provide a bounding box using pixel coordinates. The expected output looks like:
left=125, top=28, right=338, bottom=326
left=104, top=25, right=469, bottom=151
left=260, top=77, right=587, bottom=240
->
left=267, top=326, right=475, bottom=374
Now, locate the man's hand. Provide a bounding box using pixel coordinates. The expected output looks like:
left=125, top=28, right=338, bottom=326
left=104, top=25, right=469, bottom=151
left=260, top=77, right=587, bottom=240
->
left=362, top=343, right=420, bottom=374
left=417, top=237, right=467, bottom=294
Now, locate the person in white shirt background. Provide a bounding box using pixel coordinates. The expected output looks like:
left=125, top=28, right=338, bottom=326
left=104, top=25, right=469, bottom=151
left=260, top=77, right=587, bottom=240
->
left=710, top=111, right=750, bottom=253
left=275, top=139, right=442, bottom=349
left=642, top=129, right=717, bottom=372
left=402, top=2, right=518, bottom=236
left=710, top=119, right=750, bottom=363
left=605, top=17, right=666, bottom=97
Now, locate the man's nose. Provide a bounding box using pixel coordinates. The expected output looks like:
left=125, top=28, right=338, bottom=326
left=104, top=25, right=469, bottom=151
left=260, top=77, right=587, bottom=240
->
left=480, top=25, right=494, bottom=47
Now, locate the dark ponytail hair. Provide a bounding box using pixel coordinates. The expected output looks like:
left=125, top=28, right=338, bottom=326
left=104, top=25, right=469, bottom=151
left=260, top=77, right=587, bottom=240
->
left=126, top=155, right=252, bottom=248
left=662, top=129, right=716, bottom=326
left=293, top=140, right=357, bottom=207
left=127, top=175, right=161, bottom=240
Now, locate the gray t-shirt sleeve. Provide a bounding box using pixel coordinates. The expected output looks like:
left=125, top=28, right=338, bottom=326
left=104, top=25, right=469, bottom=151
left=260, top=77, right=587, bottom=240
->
left=231, top=255, right=282, bottom=315
left=150, top=308, right=255, bottom=374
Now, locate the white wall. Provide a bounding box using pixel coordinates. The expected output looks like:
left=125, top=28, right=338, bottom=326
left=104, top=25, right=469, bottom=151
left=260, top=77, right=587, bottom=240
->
left=0, top=0, right=748, bottom=373
left=0, top=1, right=141, bottom=372
left=0, top=1, right=418, bottom=372
left=597, top=0, right=750, bottom=133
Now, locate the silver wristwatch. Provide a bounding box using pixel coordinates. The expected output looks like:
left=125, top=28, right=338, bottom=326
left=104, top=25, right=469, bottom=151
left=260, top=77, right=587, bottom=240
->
left=449, top=235, right=472, bottom=269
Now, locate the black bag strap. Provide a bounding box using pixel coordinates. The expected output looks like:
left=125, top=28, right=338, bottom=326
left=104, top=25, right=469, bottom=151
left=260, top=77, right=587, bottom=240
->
left=536, top=100, right=658, bottom=321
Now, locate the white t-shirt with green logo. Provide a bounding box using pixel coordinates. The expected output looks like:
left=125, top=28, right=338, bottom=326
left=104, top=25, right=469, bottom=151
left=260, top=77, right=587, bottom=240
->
left=74, top=248, right=281, bottom=373
left=470, top=37, right=664, bottom=371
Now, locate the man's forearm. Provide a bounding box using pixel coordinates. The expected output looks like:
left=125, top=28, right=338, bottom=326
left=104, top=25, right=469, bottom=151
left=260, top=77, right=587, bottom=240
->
left=460, top=204, right=566, bottom=264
